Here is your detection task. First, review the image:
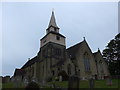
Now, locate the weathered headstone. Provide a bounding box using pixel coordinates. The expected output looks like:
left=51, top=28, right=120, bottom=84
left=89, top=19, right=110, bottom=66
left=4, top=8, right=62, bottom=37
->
left=59, top=76, right=62, bottom=82
left=68, top=75, right=80, bottom=89
left=89, top=78, right=95, bottom=88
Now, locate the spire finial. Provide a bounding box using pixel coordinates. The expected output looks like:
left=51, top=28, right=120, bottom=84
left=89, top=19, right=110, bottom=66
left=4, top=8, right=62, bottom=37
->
left=52, top=8, right=54, bottom=12
left=48, top=9, right=57, bottom=28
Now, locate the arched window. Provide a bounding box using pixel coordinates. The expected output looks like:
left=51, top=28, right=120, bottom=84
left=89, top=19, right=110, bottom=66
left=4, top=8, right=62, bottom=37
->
left=67, top=64, right=71, bottom=75
left=84, top=52, right=91, bottom=72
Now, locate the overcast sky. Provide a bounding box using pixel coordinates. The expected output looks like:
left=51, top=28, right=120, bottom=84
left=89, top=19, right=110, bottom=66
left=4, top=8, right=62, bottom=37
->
left=1, top=2, right=118, bottom=76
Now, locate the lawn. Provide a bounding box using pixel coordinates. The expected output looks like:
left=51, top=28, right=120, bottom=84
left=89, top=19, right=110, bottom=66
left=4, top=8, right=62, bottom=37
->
left=2, top=82, right=14, bottom=88
left=94, top=79, right=119, bottom=88
left=2, top=79, right=119, bottom=88
left=2, top=82, right=25, bottom=89
left=47, top=79, right=119, bottom=88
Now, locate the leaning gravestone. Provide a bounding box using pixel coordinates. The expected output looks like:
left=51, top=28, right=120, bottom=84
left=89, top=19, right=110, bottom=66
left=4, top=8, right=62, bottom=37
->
left=68, top=75, right=80, bottom=89
left=89, top=78, right=95, bottom=88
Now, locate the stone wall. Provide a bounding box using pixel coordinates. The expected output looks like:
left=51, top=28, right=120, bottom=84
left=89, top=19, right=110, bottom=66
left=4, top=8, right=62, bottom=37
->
left=2, top=76, right=10, bottom=83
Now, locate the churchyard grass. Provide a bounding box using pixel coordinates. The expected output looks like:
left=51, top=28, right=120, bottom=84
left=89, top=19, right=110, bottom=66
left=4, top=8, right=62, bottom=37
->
left=2, top=82, right=25, bottom=89
left=48, top=81, right=68, bottom=88
left=47, top=79, right=119, bottom=88
left=2, top=82, right=14, bottom=88
left=79, top=80, right=89, bottom=88
left=94, top=79, right=119, bottom=88
left=2, top=79, right=119, bottom=88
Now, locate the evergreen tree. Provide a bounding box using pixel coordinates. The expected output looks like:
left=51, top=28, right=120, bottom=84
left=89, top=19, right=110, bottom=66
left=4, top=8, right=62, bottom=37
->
left=102, top=33, right=120, bottom=75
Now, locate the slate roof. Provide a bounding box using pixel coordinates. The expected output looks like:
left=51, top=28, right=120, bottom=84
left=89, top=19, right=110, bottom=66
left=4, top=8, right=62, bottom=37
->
left=21, top=56, right=38, bottom=69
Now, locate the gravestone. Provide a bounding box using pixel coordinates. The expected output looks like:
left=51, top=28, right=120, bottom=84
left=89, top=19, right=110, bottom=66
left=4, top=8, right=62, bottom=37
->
left=68, top=75, right=80, bottom=89
left=89, top=78, right=95, bottom=88
left=59, top=76, right=62, bottom=82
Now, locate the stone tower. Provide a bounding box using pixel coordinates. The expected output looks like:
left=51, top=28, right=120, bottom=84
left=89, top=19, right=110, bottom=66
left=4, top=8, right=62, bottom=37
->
left=39, top=11, right=66, bottom=82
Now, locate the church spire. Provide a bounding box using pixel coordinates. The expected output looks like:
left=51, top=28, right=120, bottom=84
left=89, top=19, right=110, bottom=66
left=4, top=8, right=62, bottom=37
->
left=46, top=10, right=59, bottom=34
left=48, top=10, right=58, bottom=28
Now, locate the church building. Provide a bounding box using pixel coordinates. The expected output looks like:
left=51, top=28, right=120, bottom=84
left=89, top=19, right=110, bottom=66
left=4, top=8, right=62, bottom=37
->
left=13, top=11, right=110, bottom=84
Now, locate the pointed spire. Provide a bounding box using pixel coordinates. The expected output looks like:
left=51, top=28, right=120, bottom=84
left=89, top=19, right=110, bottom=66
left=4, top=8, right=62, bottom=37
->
left=48, top=10, right=58, bottom=28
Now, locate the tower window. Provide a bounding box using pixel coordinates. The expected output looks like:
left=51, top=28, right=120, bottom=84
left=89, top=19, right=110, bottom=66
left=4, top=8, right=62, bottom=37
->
left=56, top=36, right=60, bottom=40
